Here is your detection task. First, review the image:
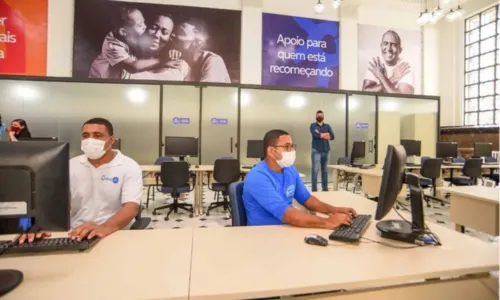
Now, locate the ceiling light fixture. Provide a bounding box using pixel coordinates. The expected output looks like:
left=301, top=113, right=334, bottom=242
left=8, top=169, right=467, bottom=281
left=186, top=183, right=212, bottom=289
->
left=430, top=6, right=444, bottom=23
left=446, top=5, right=464, bottom=22
left=332, top=0, right=342, bottom=9
left=417, top=9, right=431, bottom=25
left=314, top=0, right=325, bottom=14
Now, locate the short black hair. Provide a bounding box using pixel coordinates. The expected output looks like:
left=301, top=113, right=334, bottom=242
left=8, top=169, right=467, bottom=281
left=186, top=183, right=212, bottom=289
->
left=263, top=129, right=289, bottom=157
left=316, top=110, right=324, bottom=114
left=112, top=6, right=140, bottom=30
left=82, top=118, right=114, bottom=136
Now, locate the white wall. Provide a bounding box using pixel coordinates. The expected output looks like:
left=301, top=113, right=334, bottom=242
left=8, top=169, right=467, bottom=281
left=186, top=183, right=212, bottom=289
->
left=438, top=0, right=498, bottom=126
left=47, top=0, right=439, bottom=93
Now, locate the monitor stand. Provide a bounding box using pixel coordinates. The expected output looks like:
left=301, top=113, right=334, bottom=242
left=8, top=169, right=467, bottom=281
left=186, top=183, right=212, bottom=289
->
left=376, top=173, right=425, bottom=244
left=0, top=269, right=23, bottom=297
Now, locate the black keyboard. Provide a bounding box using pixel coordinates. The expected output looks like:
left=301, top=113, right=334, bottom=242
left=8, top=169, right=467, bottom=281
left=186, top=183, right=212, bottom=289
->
left=241, top=165, right=253, bottom=169
left=360, top=164, right=376, bottom=169
left=0, top=237, right=100, bottom=255
left=329, top=214, right=372, bottom=242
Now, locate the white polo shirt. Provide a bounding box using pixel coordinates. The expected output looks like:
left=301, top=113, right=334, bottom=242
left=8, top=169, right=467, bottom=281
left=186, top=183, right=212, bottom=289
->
left=69, top=151, right=142, bottom=229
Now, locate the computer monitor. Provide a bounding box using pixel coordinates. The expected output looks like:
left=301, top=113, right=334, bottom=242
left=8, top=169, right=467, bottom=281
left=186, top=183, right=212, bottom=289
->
left=247, top=140, right=264, bottom=159
left=0, top=141, right=70, bottom=234
left=164, top=136, right=199, bottom=159
left=27, top=137, right=59, bottom=141
left=374, top=145, right=425, bottom=244
left=436, top=142, right=458, bottom=159
left=474, top=142, right=492, bottom=157
left=350, top=141, right=365, bottom=164
left=400, top=139, right=421, bottom=156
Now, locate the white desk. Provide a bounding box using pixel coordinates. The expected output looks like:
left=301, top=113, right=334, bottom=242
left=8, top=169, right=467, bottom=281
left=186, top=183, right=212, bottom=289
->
left=328, top=165, right=406, bottom=197
left=1, top=229, right=193, bottom=300
left=189, top=191, right=499, bottom=300
left=141, top=164, right=304, bottom=216
left=439, top=186, right=500, bottom=236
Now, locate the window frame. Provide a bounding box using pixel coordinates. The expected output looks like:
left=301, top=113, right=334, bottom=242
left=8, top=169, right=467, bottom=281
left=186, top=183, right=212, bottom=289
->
left=464, top=4, right=499, bottom=126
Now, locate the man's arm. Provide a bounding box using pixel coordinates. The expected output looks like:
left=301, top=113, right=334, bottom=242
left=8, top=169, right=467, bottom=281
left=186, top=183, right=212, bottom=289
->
left=310, top=124, right=321, bottom=139
left=102, top=202, right=139, bottom=232
left=327, top=124, right=335, bottom=141
left=118, top=56, right=164, bottom=74
left=362, top=79, right=385, bottom=93
left=303, top=195, right=337, bottom=215
left=247, top=172, right=332, bottom=229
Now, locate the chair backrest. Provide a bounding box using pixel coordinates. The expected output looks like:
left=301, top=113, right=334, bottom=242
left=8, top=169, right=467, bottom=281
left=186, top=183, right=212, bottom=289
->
left=214, top=158, right=241, bottom=184
left=229, top=182, right=246, bottom=226
left=420, top=158, right=442, bottom=179
left=155, top=156, right=175, bottom=165
left=420, top=156, right=431, bottom=165
left=337, top=157, right=350, bottom=165
left=462, top=158, right=483, bottom=179
left=160, top=161, right=190, bottom=188
left=485, top=156, right=498, bottom=163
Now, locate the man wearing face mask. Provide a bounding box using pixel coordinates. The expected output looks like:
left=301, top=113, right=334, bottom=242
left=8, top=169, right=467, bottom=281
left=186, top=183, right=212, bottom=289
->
left=243, top=129, right=356, bottom=229
left=17, top=118, right=142, bottom=244
left=310, top=110, right=335, bottom=192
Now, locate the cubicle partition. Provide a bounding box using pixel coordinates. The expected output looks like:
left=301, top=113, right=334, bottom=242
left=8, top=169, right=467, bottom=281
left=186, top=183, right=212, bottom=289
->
left=0, top=76, right=440, bottom=181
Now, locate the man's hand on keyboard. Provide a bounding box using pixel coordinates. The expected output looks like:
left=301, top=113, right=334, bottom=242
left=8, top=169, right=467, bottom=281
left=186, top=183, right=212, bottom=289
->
left=327, top=213, right=352, bottom=229
left=17, top=232, right=52, bottom=244
left=69, top=223, right=116, bottom=241
left=335, top=207, right=357, bottom=217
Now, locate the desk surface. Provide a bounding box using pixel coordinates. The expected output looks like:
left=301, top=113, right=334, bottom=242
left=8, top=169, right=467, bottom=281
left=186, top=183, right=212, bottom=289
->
left=141, top=164, right=306, bottom=177
left=439, top=186, right=499, bottom=204
left=1, top=229, right=193, bottom=300
left=328, top=164, right=383, bottom=176
left=330, top=164, right=500, bottom=171
left=189, top=191, right=499, bottom=300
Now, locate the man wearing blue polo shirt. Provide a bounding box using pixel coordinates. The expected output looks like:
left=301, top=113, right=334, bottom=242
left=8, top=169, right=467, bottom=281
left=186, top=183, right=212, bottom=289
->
left=310, top=110, right=335, bottom=192
left=243, top=129, right=356, bottom=228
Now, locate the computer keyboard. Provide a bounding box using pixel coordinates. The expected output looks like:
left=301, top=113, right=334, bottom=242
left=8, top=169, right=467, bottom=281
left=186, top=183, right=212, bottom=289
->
left=241, top=165, right=253, bottom=169
left=360, top=164, right=376, bottom=169
left=329, top=214, right=372, bottom=242
left=483, top=162, right=499, bottom=165
left=0, top=236, right=100, bottom=255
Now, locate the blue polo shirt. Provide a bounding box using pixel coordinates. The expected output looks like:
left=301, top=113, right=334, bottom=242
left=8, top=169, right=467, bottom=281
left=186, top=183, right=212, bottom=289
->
left=243, top=161, right=311, bottom=225
left=310, top=122, right=335, bottom=153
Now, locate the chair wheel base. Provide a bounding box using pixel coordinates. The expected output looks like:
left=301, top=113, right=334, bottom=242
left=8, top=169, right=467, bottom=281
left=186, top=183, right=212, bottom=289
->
left=206, top=212, right=210, bottom=216
left=164, top=216, right=169, bottom=221
left=189, top=214, right=193, bottom=218
left=152, top=211, right=158, bottom=216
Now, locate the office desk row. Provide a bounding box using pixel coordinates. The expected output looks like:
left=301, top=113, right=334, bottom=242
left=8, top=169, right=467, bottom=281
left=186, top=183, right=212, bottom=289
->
left=329, top=163, right=500, bottom=197
left=2, top=192, right=498, bottom=300
left=140, top=164, right=305, bottom=216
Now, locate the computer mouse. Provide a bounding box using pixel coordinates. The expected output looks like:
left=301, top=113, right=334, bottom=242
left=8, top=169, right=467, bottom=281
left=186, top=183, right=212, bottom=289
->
left=304, top=234, right=328, bottom=247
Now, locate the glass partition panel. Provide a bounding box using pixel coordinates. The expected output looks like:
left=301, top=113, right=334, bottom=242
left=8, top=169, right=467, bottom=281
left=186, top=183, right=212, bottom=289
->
left=240, top=89, right=346, bottom=182
left=347, top=95, right=376, bottom=164
left=379, top=97, right=438, bottom=164
left=200, top=87, right=238, bottom=164
left=0, top=80, right=160, bottom=164
left=162, top=85, right=200, bottom=165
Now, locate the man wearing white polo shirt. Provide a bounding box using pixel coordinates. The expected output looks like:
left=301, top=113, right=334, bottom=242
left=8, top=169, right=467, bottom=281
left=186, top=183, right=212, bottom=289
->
left=18, top=118, right=142, bottom=244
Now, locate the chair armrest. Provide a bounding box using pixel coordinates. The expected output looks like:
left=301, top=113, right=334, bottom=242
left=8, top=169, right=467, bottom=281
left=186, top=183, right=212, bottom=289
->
left=130, top=217, right=151, bottom=230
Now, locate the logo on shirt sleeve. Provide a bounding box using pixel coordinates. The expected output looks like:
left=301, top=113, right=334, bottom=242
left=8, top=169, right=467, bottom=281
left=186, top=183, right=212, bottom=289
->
left=285, top=185, right=295, bottom=197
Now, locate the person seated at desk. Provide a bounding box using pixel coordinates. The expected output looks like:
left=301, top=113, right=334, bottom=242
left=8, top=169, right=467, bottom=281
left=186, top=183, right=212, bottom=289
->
left=8, top=119, right=31, bottom=142
left=243, top=129, right=356, bottom=229
left=18, top=118, right=142, bottom=244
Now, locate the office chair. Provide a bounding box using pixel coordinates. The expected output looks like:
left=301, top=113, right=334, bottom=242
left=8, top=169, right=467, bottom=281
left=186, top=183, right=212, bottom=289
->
left=419, top=158, right=444, bottom=207
left=449, top=158, right=482, bottom=186
left=152, top=161, right=194, bottom=220
left=145, top=156, right=175, bottom=208
left=229, top=182, right=247, bottom=226
left=206, top=158, right=241, bottom=216
left=212, top=156, right=234, bottom=203
left=482, top=157, right=498, bottom=179
left=130, top=209, right=151, bottom=230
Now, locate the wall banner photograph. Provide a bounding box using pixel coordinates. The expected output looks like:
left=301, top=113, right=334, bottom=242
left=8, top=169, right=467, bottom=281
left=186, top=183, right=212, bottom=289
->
left=262, top=13, right=340, bottom=89
left=72, top=0, right=241, bottom=83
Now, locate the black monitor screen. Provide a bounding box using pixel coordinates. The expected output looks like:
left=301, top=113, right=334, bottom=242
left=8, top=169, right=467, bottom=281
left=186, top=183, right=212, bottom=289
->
left=436, top=142, right=458, bottom=158
left=165, top=136, right=199, bottom=157
left=26, top=137, right=59, bottom=141
left=247, top=140, right=264, bottom=158
left=400, top=139, right=421, bottom=156
left=351, top=141, right=366, bottom=160
left=474, top=142, right=492, bottom=157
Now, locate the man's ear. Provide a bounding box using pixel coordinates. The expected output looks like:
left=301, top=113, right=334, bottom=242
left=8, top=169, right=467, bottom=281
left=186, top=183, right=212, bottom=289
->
left=118, top=28, right=127, bottom=37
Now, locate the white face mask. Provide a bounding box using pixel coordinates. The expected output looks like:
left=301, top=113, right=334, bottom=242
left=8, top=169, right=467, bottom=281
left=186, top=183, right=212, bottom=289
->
left=81, top=138, right=108, bottom=160
left=276, top=150, right=296, bottom=168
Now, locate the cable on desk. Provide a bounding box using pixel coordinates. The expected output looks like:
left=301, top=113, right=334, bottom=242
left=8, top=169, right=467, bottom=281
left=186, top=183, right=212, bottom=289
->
left=361, top=237, right=431, bottom=249
left=392, top=207, right=442, bottom=246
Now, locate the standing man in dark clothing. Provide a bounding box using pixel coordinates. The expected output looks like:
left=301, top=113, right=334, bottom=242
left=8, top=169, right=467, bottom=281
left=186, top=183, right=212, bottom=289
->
left=310, top=110, right=335, bottom=192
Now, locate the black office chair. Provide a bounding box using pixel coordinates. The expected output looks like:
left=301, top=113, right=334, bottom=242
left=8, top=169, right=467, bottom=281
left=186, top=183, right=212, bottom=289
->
left=419, top=158, right=444, bottom=207
left=130, top=210, right=151, bottom=230
left=145, top=156, right=175, bottom=208
left=449, top=158, right=482, bottom=186
left=152, top=161, right=194, bottom=220
left=206, top=158, right=241, bottom=216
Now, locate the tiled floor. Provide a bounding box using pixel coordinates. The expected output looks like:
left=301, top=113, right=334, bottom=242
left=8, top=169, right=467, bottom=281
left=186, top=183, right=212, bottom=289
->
left=140, top=182, right=496, bottom=243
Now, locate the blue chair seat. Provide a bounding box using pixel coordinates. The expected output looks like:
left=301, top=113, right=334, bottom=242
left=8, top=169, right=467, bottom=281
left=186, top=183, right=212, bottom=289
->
left=211, top=183, right=228, bottom=192
left=450, top=177, right=474, bottom=186
left=229, top=182, right=246, bottom=226
left=419, top=178, right=432, bottom=188
left=161, top=185, right=190, bottom=194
